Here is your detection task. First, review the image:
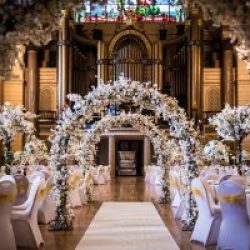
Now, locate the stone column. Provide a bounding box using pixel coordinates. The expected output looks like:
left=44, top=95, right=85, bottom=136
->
left=42, top=49, right=50, bottom=67
left=222, top=45, right=234, bottom=107
left=57, top=10, right=71, bottom=115
left=188, top=7, right=202, bottom=121
left=0, top=77, right=3, bottom=105
left=144, top=136, right=151, bottom=174
left=158, top=42, right=163, bottom=91
left=0, top=78, right=3, bottom=164
left=68, top=20, right=74, bottom=94
left=153, top=43, right=159, bottom=86
left=26, top=49, right=39, bottom=114
left=97, top=41, right=102, bottom=84
left=109, top=135, right=116, bottom=178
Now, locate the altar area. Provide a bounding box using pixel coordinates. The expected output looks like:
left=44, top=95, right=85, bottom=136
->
left=98, top=127, right=151, bottom=177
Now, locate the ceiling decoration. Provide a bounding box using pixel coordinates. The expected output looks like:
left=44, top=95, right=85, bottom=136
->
left=0, top=0, right=250, bottom=77
left=183, top=0, right=250, bottom=70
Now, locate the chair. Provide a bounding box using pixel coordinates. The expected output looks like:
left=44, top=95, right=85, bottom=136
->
left=97, top=166, right=106, bottom=185
left=38, top=175, right=56, bottom=224
left=85, top=171, right=93, bottom=186
left=68, top=170, right=82, bottom=208
left=11, top=176, right=45, bottom=248
left=34, top=166, right=51, bottom=180
left=169, top=170, right=177, bottom=200
left=154, top=168, right=164, bottom=186
left=191, top=178, right=221, bottom=246
left=92, top=166, right=105, bottom=185
left=144, top=165, right=151, bottom=183
left=27, top=171, right=45, bottom=183
left=217, top=180, right=250, bottom=250
left=103, top=165, right=111, bottom=182
left=13, top=174, right=29, bottom=206
left=0, top=175, right=17, bottom=250
left=78, top=182, right=88, bottom=205
left=171, top=174, right=186, bottom=220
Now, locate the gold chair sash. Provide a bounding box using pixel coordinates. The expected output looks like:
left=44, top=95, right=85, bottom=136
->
left=192, top=188, right=204, bottom=198
left=218, top=193, right=246, bottom=204
left=0, top=192, right=16, bottom=203
left=39, top=183, right=55, bottom=199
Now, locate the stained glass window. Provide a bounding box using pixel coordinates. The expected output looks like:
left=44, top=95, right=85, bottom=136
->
left=74, top=0, right=184, bottom=23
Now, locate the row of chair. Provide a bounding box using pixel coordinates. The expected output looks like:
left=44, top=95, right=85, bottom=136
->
left=191, top=173, right=250, bottom=249
left=0, top=171, right=52, bottom=250
left=68, top=165, right=112, bottom=208
left=145, top=165, right=164, bottom=186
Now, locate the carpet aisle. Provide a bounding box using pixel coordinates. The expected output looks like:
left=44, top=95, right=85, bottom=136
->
left=76, top=202, right=180, bottom=250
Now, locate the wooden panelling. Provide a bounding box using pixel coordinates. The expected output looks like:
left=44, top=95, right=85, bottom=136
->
left=203, top=68, right=221, bottom=83
left=3, top=80, right=23, bottom=105
left=39, top=68, right=56, bottom=83
left=39, top=68, right=56, bottom=111
left=203, top=68, right=221, bottom=111
left=237, top=58, right=250, bottom=105
left=243, top=135, right=250, bottom=152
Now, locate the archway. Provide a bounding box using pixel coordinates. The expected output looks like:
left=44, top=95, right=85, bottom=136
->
left=112, top=35, right=148, bottom=82
left=77, top=113, right=182, bottom=201
left=50, top=77, right=202, bottom=231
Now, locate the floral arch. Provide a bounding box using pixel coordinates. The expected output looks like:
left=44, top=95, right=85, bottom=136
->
left=78, top=113, right=182, bottom=199
left=50, top=77, right=202, bottom=230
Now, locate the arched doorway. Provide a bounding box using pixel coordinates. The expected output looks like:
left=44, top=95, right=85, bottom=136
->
left=112, top=35, right=148, bottom=81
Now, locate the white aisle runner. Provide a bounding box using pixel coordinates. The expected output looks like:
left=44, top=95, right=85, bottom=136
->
left=76, top=202, right=180, bottom=250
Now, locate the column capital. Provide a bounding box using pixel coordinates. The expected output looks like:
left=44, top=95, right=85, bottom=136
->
left=61, top=9, right=71, bottom=19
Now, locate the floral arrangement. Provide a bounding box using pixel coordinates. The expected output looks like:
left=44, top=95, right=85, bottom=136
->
left=1, top=1, right=250, bottom=77
left=13, top=135, right=48, bottom=167
left=209, top=104, right=250, bottom=173
left=0, top=102, right=36, bottom=174
left=203, top=140, right=230, bottom=163
left=50, top=77, right=202, bottom=230
left=183, top=0, right=250, bottom=70
left=0, top=0, right=82, bottom=77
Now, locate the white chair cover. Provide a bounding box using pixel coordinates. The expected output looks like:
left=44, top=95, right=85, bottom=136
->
left=154, top=168, right=164, bottom=186
left=191, top=178, right=221, bottom=246
left=144, top=165, right=151, bottom=183
left=149, top=166, right=158, bottom=185
left=38, top=175, right=56, bottom=224
left=92, top=166, right=106, bottom=185
left=103, top=165, right=111, bottom=182
left=217, top=180, right=250, bottom=250
left=69, top=188, right=82, bottom=208
left=13, top=174, right=29, bottom=206
left=0, top=175, right=17, bottom=250
left=11, top=176, right=45, bottom=248
left=78, top=183, right=88, bottom=205
left=28, top=171, right=45, bottom=182
left=171, top=173, right=186, bottom=220
left=68, top=171, right=82, bottom=208
left=85, top=171, right=94, bottom=186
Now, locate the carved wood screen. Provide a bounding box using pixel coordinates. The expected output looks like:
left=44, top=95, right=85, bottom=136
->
left=112, top=35, right=147, bottom=82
